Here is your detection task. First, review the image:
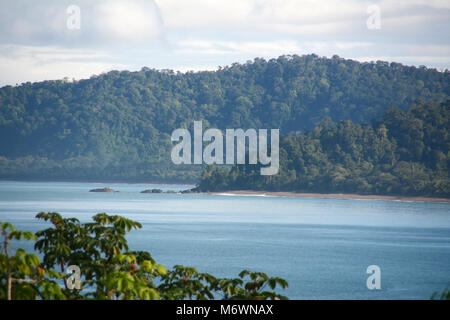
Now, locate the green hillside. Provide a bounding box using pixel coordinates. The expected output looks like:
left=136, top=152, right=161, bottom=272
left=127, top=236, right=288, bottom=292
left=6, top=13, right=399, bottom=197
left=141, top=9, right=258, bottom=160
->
left=197, top=100, right=450, bottom=197
left=0, top=54, right=448, bottom=182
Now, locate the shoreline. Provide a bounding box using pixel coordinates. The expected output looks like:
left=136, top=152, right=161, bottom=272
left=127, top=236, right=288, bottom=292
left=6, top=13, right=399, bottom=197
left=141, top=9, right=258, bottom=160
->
left=206, top=190, right=450, bottom=203
left=0, top=179, right=448, bottom=203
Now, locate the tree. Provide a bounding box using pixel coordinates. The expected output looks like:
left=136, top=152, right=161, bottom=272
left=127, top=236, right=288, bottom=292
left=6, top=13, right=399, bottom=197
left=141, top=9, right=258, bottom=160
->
left=0, top=213, right=289, bottom=300
left=0, top=55, right=448, bottom=182
left=197, top=100, right=450, bottom=198
left=0, top=221, right=65, bottom=300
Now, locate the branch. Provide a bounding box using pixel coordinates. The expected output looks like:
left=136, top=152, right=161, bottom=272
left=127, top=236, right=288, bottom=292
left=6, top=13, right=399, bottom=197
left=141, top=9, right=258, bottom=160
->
left=11, top=278, right=38, bottom=284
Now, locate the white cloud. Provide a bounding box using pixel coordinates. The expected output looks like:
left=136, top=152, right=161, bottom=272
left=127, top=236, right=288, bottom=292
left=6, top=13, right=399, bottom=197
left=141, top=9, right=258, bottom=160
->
left=156, top=0, right=450, bottom=35
left=0, top=45, right=129, bottom=86
left=175, top=40, right=305, bottom=56
left=156, top=0, right=365, bottom=35
left=0, top=0, right=165, bottom=46
left=0, top=0, right=449, bottom=86
left=93, top=1, right=164, bottom=45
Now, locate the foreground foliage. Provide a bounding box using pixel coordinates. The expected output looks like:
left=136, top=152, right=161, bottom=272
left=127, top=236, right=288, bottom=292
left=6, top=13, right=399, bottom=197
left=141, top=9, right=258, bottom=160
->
left=0, top=213, right=288, bottom=300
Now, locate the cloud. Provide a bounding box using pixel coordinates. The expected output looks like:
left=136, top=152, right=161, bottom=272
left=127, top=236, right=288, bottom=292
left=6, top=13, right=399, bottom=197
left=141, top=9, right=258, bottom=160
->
left=0, top=45, right=129, bottom=86
left=156, top=0, right=449, bottom=36
left=175, top=40, right=304, bottom=56
left=156, top=0, right=364, bottom=35
left=93, top=1, right=165, bottom=45
left=0, top=0, right=165, bottom=46
left=0, top=0, right=448, bottom=86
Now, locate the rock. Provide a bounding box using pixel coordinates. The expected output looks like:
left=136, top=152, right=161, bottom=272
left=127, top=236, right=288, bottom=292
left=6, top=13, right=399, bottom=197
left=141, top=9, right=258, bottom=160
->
left=141, top=188, right=163, bottom=194
left=166, top=190, right=176, bottom=194
left=181, top=187, right=200, bottom=194
left=89, top=187, right=116, bottom=192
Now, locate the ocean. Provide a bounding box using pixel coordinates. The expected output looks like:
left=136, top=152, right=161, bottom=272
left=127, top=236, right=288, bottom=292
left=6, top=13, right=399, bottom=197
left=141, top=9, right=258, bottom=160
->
left=0, top=180, right=449, bottom=299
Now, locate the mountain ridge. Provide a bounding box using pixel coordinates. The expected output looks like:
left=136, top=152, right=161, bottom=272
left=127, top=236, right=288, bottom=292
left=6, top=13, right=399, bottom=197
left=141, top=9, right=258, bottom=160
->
left=0, top=54, right=449, bottom=182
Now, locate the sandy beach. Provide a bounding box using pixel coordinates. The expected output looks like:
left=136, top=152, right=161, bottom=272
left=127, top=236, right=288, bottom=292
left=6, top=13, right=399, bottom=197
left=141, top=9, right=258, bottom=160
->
left=207, top=190, right=450, bottom=203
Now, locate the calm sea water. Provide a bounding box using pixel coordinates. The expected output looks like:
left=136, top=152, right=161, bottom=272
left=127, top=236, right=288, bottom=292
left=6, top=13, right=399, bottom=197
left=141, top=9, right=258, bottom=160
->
left=0, top=180, right=449, bottom=299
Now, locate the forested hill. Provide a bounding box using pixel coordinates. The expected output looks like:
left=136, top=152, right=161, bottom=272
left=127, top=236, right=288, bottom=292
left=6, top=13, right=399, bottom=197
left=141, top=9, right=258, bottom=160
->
left=0, top=54, right=449, bottom=182
left=197, top=100, right=450, bottom=197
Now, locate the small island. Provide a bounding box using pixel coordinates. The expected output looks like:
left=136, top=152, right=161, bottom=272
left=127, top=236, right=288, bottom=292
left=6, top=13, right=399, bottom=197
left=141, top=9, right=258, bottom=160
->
left=89, top=187, right=117, bottom=192
left=141, top=188, right=163, bottom=193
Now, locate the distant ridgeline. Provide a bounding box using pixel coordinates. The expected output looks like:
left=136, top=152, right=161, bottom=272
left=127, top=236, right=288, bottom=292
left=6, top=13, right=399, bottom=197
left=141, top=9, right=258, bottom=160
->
left=197, top=100, right=450, bottom=197
left=0, top=54, right=449, bottom=193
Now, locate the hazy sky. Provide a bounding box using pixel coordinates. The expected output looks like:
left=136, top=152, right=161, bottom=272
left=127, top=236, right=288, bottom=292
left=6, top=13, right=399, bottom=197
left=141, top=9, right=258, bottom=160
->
left=0, top=0, right=449, bottom=86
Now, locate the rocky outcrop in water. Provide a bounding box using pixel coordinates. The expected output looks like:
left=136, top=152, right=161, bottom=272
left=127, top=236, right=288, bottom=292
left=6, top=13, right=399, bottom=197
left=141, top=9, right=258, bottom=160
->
left=141, top=188, right=163, bottom=193
left=89, top=187, right=117, bottom=192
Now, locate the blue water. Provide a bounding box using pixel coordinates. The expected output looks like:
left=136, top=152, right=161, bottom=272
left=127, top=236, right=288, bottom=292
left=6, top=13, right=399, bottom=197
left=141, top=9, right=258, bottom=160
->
left=0, top=181, right=449, bottom=299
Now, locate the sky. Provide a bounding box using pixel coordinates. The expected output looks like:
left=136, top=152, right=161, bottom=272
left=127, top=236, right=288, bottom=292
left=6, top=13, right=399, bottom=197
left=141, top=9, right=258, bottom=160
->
left=0, top=0, right=449, bottom=86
